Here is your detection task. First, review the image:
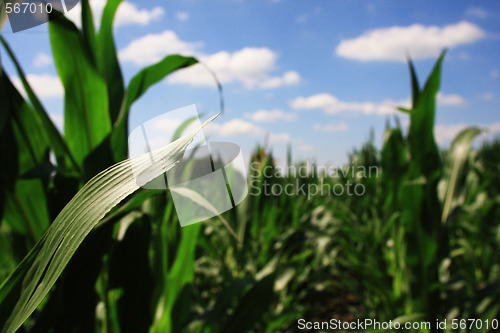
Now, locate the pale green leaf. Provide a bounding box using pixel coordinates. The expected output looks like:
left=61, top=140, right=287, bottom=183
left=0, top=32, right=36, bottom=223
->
left=170, top=186, right=239, bottom=242
left=441, top=127, right=482, bottom=223
left=0, top=113, right=220, bottom=333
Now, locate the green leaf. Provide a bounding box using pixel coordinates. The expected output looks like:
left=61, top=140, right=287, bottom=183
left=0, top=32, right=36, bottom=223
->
left=408, top=50, right=445, bottom=175
left=152, top=223, right=201, bottom=333
left=441, top=127, right=482, bottom=223
left=81, top=0, right=97, bottom=66
left=3, top=180, right=50, bottom=243
left=0, top=36, right=79, bottom=172
left=0, top=66, right=52, bottom=245
left=222, top=274, right=277, bottom=332
left=407, top=56, right=420, bottom=108
left=111, top=55, right=198, bottom=162
left=170, top=115, right=199, bottom=142
left=170, top=187, right=239, bottom=241
left=0, top=113, right=220, bottom=333
left=0, top=62, right=49, bottom=174
left=49, top=14, right=111, bottom=166
left=96, top=0, right=124, bottom=123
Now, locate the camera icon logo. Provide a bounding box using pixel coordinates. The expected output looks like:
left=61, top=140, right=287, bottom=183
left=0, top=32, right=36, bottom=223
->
left=128, top=105, right=248, bottom=227
left=2, top=0, right=80, bottom=33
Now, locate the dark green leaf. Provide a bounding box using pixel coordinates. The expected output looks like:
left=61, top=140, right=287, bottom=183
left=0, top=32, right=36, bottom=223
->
left=96, top=0, right=124, bottom=123
left=0, top=36, right=79, bottom=172
left=81, top=0, right=97, bottom=67
left=49, top=14, right=111, bottom=166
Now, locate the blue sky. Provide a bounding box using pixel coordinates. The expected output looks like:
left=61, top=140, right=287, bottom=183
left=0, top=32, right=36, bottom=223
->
left=1, top=0, right=499, bottom=166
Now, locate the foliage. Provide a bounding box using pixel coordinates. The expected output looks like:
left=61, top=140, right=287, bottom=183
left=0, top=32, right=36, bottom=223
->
left=1, top=1, right=499, bottom=332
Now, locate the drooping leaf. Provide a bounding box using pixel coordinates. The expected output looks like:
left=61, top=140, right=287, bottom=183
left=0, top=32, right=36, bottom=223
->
left=0, top=113, right=219, bottom=333
left=441, top=127, right=482, bottom=223
left=111, top=55, right=198, bottom=161
left=170, top=186, right=239, bottom=241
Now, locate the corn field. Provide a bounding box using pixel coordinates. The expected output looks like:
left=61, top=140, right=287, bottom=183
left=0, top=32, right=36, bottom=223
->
left=1, top=1, right=499, bottom=332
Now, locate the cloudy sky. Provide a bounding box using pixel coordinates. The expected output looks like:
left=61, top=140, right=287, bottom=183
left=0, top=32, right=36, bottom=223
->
left=1, top=0, right=499, bottom=166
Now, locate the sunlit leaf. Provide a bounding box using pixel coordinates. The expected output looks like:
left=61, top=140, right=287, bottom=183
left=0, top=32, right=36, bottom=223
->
left=49, top=14, right=111, bottom=166
left=0, top=113, right=219, bottom=333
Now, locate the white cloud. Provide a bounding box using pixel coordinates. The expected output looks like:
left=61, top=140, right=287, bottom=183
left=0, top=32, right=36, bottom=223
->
left=151, top=118, right=183, bottom=132
left=269, top=132, right=291, bottom=143
left=118, top=30, right=203, bottom=65
left=33, top=52, right=52, bottom=67
left=290, top=93, right=408, bottom=116
left=244, top=109, right=297, bottom=123
left=11, top=74, right=64, bottom=99
left=259, top=71, right=301, bottom=89
left=335, top=21, right=486, bottom=62
left=65, top=0, right=164, bottom=28
left=175, top=11, right=190, bottom=21
left=434, top=123, right=468, bottom=145
left=204, top=118, right=290, bottom=143
left=313, top=122, right=349, bottom=132
left=167, top=47, right=301, bottom=89
left=115, top=2, right=164, bottom=26
left=465, top=7, right=488, bottom=19
left=205, top=119, right=265, bottom=137
left=437, top=92, right=466, bottom=106
left=377, top=99, right=411, bottom=115
left=290, top=92, right=465, bottom=115
left=435, top=122, right=500, bottom=145
left=120, top=31, right=300, bottom=89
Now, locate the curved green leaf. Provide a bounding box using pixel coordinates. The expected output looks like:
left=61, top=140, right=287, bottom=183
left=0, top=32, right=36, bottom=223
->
left=0, top=113, right=220, bottom=333
left=111, top=55, right=198, bottom=161
left=441, top=127, right=482, bottom=223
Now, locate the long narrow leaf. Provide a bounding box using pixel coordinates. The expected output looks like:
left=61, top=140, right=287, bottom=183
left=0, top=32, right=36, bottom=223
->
left=0, top=114, right=220, bottom=333
left=49, top=14, right=111, bottom=165
left=441, top=127, right=482, bottom=223
left=96, top=0, right=124, bottom=123
left=111, top=55, right=198, bottom=161
left=0, top=36, right=79, bottom=172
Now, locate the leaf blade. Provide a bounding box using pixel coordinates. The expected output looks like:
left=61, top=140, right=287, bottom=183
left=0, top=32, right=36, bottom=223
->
left=48, top=14, right=111, bottom=166
left=0, top=113, right=220, bottom=333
